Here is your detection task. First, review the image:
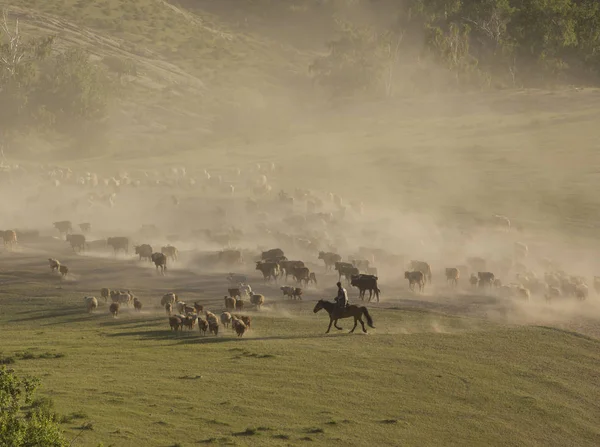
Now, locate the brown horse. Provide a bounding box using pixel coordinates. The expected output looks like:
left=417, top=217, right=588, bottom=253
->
left=313, top=300, right=375, bottom=334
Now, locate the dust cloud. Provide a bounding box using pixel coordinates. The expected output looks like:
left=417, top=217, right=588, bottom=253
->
left=1, top=0, right=600, bottom=338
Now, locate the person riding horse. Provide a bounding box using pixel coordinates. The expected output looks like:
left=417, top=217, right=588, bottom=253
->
left=333, top=281, right=349, bottom=318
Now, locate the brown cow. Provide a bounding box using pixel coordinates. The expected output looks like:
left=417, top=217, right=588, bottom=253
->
left=405, top=271, right=425, bottom=292
left=445, top=267, right=460, bottom=287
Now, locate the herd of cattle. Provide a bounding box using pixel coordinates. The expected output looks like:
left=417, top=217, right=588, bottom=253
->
left=2, top=160, right=599, bottom=340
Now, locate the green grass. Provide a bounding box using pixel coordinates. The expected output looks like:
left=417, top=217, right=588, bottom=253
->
left=2, top=266, right=600, bottom=447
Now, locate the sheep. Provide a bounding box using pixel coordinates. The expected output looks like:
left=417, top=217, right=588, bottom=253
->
left=232, top=317, right=247, bottom=337
left=84, top=296, right=98, bottom=313
left=161, top=292, right=178, bottom=307
left=250, top=294, right=265, bottom=310
left=224, top=296, right=236, bottom=311
left=183, top=305, right=195, bottom=315
left=59, top=265, right=69, bottom=278
left=100, top=288, right=110, bottom=302
left=109, top=302, right=120, bottom=317
left=220, top=311, right=232, bottom=328
left=197, top=318, right=209, bottom=335
left=308, top=272, right=318, bottom=286
left=111, top=290, right=132, bottom=306
left=240, top=315, right=251, bottom=329
left=183, top=314, right=198, bottom=330
left=204, top=311, right=220, bottom=334
left=235, top=299, right=245, bottom=311
left=49, top=258, right=60, bottom=272
left=165, top=302, right=173, bottom=315
left=405, top=271, right=425, bottom=292
left=239, top=283, right=253, bottom=298
left=133, top=297, right=142, bottom=311
left=194, top=302, right=203, bottom=314
left=176, top=301, right=187, bottom=314
left=445, top=267, right=460, bottom=287
left=169, top=315, right=182, bottom=331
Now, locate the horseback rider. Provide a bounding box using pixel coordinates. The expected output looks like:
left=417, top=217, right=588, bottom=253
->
left=334, top=281, right=349, bottom=315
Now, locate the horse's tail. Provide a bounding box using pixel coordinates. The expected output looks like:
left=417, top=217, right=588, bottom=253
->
left=362, top=307, right=375, bottom=328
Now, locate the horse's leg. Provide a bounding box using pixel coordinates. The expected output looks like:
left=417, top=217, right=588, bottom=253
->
left=326, top=318, right=333, bottom=334
left=334, top=319, right=343, bottom=330
left=350, top=317, right=358, bottom=333
left=359, top=317, right=367, bottom=333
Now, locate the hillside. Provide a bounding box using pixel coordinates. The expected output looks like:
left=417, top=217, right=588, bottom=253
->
left=1, top=0, right=317, bottom=155
left=1, top=246, right=600, bottom=447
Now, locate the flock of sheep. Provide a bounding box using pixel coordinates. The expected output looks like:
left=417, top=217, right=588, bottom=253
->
left=2, top=157, right=598, bottom=343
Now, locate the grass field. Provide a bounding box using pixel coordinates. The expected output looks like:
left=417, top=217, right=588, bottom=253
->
left=2, top=240, right=600, bottom=447
left=2, top=1, right=600, bottom=446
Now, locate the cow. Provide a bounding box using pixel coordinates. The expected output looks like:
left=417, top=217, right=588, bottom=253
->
left=405, top=270, right=425, bottom=292
left=107, top=237, right=129, bottom=255
left=409, top=260, right=432, bottom=284
left=350, top=259, right=370, bottom=272
left=151, top=252, right=167, bottom=275
left=261, top=248, right=284, bottom=261
left=280, top=260, right=305, bottom=281
left=318, top=251, right=341, bottom=270
left=255, top=261, right=280, bottom=282
left=350, top=274, right=380, bottom=302
left=335, top=262, right=359, bottom=283
left=66, top=234, right=86, bottom=252
left=218, top=250, right=243, bottom=265
left=53, top=221, right=72, bottom=238
left=477, top=272, right=495, bottom=288
left=161, top=245, right=178, bottom=262
left=2, top=230, right=17, bottom=251
left=135, top=244, right=153, bottom=261
left=280, top=286, right=294, bottom=299
left=466, top=257, right=486, bottom=273
left=291, top=266, right=310, bottom=286
left=445, top=267, right=460, bottom=287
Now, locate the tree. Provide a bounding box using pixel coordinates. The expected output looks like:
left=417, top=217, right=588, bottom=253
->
left=0, top=9, right=114, bottom=152
left=0, top=9, right=54, bottom=143
left=309, top=19, right=405, bottom=97
left=0, top=366, right=68, bottom=447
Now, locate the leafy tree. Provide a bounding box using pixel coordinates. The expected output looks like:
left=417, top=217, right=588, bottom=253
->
left=0, top=9, right=115, bottom=151
left=309, top=19, right=403, bottom=96
left=0, top=366, right=68, bottom=447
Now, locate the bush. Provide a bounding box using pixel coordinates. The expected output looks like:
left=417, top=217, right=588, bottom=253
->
left=0, top=366, right=68, bottom=447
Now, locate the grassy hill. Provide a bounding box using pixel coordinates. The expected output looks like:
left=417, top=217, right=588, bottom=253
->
left=1, top=248, right=600, bottom=447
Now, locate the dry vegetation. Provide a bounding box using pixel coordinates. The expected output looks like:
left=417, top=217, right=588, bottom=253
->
left=2, top=0, right=600, bottom=446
